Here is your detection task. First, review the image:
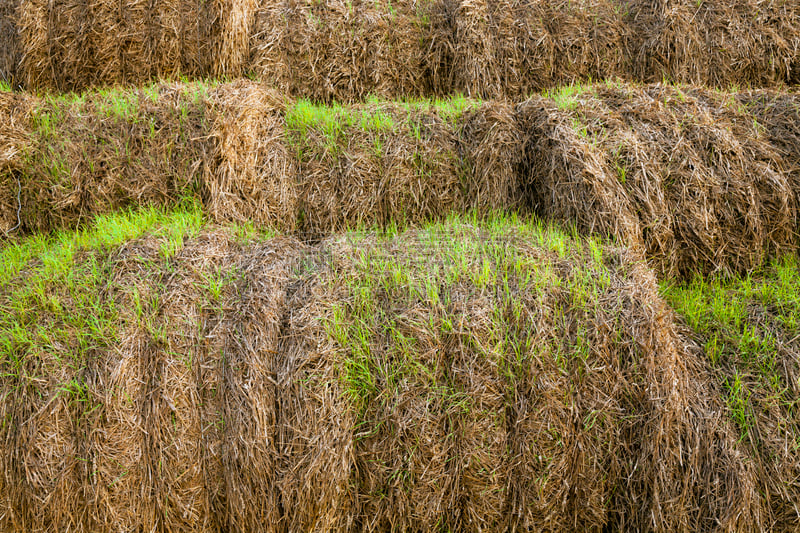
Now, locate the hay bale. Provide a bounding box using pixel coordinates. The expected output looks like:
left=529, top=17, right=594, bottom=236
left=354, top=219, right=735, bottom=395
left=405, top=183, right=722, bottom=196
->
left=216, top=237, right=305, bottom=531
left=250, top=0, right=430, bottom=102
left=519, top=83, right=799, bottom=278
left=288, top=101, right=465, bottom=234
left=205, top=82, right=298, bottom=231
left=0, top=219, right=773, bottom=530
left=17, top=83, right=209, bottom=233
left=629, top=0, right=800, bottom=88
left=458, top=102, right=527, bottom=212
left=0, top=0, right=20, bottom=88
left=15, top=0, right=255, bottom=92
left=0, top=92, right=30, bottom=235
left=428, top=0, right=631, bottom=99
left=313, top=224, right=756, bottom=530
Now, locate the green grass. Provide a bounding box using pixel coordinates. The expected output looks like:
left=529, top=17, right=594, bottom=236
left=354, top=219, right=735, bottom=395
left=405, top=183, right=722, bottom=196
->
left=662, top=256, right=800, bottom=439
left=0, top=202, right=204, bottom=380
left=325, top=213, right=614, bottom=413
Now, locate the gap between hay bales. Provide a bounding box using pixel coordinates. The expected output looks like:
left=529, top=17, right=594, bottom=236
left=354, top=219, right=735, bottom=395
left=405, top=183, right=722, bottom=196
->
left=1, top=209, right=785, bottom=531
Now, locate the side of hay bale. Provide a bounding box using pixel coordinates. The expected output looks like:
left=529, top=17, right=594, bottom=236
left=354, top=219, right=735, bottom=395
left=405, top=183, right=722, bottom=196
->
left=516, top=95, right=644, bottom=256
left=250, top=0, right=431, bottom=102
left=519, top=83, right=799, bottom=278
left=16, top=83, right=210, bottom=233
left=0, top=0, right=20, bottom=88
left=428, top=0, right=632, bottom=99
left=628, top=0, right=800, bottom=88
left=15, top=0, right=253, bottom=92
left=664, top=259, right=800, bottom=531
left=0, top=92, right=30, bottom=235
left=0, top=218, right=776, bottom=530
left=205, top=82, right=298, bottom=231
left=287, top=100, right=466, bottom=234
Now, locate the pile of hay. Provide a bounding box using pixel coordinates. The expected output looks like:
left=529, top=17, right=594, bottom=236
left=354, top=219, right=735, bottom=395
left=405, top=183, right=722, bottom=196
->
left=427, top=0, right=632, bottom=99
left=665, top=256, right=800, bottom=531
left=0, top=91, right=30, bottom=234
left=519, top=82, right=800, bottom=278
left=628, top=0, right=800, bottom=88
left=0, top=216, right=763, bottom=531
left=16, top=83, right=209, bottom=233
left=0, top=0, right=20, bottom=88
left=282, top=98, right=524, bottom=234
left=14, top=0, right=257, bottom=92
left=4, top=80, right=800, bottom=279
left=249, top=0, right=431, bottom=102
left=2, top=81, right=524, bottom=236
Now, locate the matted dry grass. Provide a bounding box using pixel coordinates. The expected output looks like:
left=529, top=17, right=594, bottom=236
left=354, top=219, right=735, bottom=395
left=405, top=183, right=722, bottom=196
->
left=628, top=0, right=800, bottom=88
left=3, top=0, right=799, bottom=94
left=0, top=92, right=30, bottom=234
left=519, top=82, right=800, bottom=278
left=2, top=80, right=800, bottom=281
left=250, top=0, right=431, bottom=102
left=13, top=0, right=256, bottom=92
left=0, top=218, right=773, bottom=531
left=428, top=0, right=632, bottom=99
left=12, top=82, right=209, bottom=233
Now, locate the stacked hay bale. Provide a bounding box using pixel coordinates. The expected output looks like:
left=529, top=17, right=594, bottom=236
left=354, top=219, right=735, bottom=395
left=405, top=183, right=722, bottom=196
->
left=14, top=0, right=257, bottom=92
left=16, top=82, right=210, bottom=233
left=249, top=0, right=432, bottom=102
left=0, top=91, right=30, bottom=234
left=428, top=0, right=632, bottom=99
left=0, top=217, right=760, bottom=531
left=628, top=0, right=800, bottom=88
left=519, top=82, right=800, bottom=278
left=0, top=0, right=20, bottom=88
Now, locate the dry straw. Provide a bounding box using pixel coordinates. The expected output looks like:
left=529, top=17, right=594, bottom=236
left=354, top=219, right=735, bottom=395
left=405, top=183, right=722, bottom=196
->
left=628, top=0, right=800, bottom=88
left=250, top=0, right=431, bottom=102
left=14, top=0, right=256, bottom=92
left=3, top=80, right=800, bottom=279
left=428, top=0, right=632, bottom=99
left=16, top=83, right=209, bottom=233
left=518, top=83, right=800, bottom=277
left=0, top=224, right=770, bottom=531
left=0, top=92, right=30, bottom=234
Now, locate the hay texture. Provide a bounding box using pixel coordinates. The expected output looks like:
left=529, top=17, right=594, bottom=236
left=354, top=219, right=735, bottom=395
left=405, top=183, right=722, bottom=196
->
left=0, top=92, right=30, bottom=234
left=519, top=82, right=800, bottom=278
left=15, top=0, right=256, bottom=92
left=284, top=99, right=524, bottom=234
left=629, top=0, right=800, bottom=88
left=0, top=218, right=767, bottom=531
left=14, top=82, right=209, bottom=233
left=427, top=0, right=632, bottom=99
left=0, top=0, right=20, bottom=88
left=250, top=0, right=431, bottom=102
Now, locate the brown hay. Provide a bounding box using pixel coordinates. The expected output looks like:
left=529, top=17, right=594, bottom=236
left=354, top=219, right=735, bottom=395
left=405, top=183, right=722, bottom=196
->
left=0, top=92, right=30, bottom=235
left=428, top=0, right=632, bottom=99
left=205, top=82, right=298, bottom=230
left=0, top=222, right=783, bottom=530
left=215, top=237, right=305, bottom=531
left=629, top=0, right=800, bottom=88
left=291, top=103, right=465, bottom=234
left=520, top=83, right=799, bottom=277
left=0, top=0, right=20, bottom=88
left=15, top=0, right=254, bottom=92
left=459, top=102, right=527, bottom=212
left=17, top=83, right=208, bottom=233
left=250, top=0, right=430, bottom=102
